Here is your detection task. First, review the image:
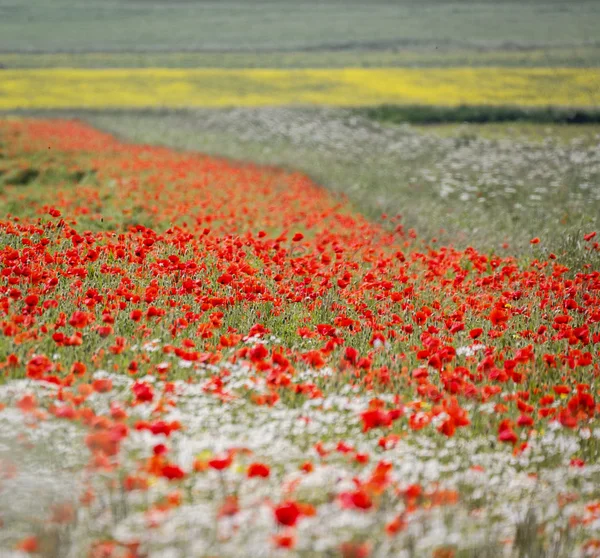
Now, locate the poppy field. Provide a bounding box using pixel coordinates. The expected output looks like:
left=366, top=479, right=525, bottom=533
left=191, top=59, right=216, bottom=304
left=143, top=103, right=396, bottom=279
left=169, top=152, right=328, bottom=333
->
left=0, top=117, right=599, bottom=557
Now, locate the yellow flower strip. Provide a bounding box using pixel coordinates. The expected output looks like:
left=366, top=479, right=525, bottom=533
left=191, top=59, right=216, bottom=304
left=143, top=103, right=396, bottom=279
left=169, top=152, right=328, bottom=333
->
left=1, top=68, right=598, bottom=109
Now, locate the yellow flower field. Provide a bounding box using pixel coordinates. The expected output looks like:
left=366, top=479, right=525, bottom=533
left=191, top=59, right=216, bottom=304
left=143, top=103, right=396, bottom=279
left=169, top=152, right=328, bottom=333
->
left=1, top=67, right=599, bottom=109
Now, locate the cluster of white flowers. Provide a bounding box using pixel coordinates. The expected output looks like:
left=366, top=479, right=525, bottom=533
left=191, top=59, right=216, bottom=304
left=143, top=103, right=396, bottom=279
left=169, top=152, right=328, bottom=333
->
left=1, top=351, right=598, bottom=557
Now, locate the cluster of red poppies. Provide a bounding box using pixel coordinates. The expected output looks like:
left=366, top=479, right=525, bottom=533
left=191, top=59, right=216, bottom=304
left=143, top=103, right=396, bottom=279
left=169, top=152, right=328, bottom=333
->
left=1, top=120, right=599, bottom=556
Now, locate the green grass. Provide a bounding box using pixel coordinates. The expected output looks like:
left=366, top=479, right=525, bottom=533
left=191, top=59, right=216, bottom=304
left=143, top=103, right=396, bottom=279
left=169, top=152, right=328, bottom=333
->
left=414, top=122, right=600, bottom=144
left=0, top=0, right=599, bottom=53
left=3, top=45, right=600, bottom=69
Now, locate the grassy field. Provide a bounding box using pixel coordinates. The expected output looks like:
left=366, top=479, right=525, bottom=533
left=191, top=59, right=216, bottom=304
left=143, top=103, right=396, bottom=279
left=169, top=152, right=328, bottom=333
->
left=1, top=0, right=599, bottom=53
left=2, top=68, right=599, bottom=110
left=3, top=45, right=600, bottom=69
left=416, top=122, right=600, bottom=142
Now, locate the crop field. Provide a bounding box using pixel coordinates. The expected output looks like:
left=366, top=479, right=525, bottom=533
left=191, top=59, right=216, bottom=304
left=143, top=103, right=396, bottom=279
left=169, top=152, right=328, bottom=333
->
left=2, top=68, right=600, bottom=110
left=1, top=0, right=599, bottom=53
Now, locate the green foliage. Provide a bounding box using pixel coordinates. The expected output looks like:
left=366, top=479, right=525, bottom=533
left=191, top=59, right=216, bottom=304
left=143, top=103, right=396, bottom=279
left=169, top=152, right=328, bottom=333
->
left=1, top=166, right=39, bottom=186
left=358, top=105, right=600, bottom=125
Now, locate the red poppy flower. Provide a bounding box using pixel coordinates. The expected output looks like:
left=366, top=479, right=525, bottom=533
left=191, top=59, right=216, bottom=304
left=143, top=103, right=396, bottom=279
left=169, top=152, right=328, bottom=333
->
left=247, top=462, right=270, bottom=478
left=26, top=354, right=53, bottom=379
left=498, top=420, right=518, bottom=444
left=273, top=532, right=296, bottom=549
left=208, top=453, right=233, bottom=471
left=469, top=327, right=483, bottom=339
left=92, top=378, right=113, bottom=393
left=360, top=409, right=392, bottom=432
left=24, top=294, right=39, bottom=307
left=274, top=501, right=301, bottom=527
left=161, top=464, right=185, bottom=480
left=68, top=310, right=93, bottom=328
left=132, top=381, right=154, bottom=403
left=340, top=489, right=373, bottom=510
